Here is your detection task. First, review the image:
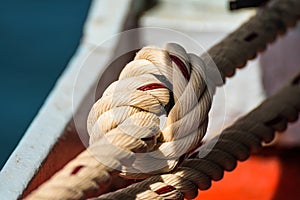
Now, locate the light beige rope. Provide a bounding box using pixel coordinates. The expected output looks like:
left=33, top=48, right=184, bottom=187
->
left=26, top=43, right=212, bottom=199
left=93, top=71, right=300, bottom=200
left=25, top=0, right=300, bottom=199
left=87, top=43, right=212, bottom=177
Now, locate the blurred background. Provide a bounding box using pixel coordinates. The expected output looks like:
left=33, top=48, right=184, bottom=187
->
left=0, top=0, right=91, bottom=168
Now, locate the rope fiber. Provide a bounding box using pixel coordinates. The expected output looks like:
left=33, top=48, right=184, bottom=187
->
left=94, top=72, right=300, bottom=200
left=25, top=0, right=300, bottom=199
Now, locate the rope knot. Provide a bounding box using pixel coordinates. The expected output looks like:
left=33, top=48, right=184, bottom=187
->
left=87, top=43, right=212, bottom=178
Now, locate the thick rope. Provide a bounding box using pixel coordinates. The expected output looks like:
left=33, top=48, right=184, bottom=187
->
left=25, top=0, right=300, bottom=199
left=93, top=72, right=300, bottom=200
left=201, top=0, right=300, bottom=83
left=86, top=43, right=212, bottom=178
left=26, top=43, right=212, bottom=199
left=88, top=44, right=211, bottom=178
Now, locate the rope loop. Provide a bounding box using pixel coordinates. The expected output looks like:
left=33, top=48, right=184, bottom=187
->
left=87, top=43, right=212, bottom=178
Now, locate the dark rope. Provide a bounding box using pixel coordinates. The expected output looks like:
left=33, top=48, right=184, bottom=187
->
left=202, top=0, right=300, bottom=84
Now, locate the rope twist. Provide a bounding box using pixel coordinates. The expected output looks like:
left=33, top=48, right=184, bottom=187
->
left=87, top=43, right=212, bottom=178
left=95, top=72, right=300, bottom=200
left=25, top=0, right=300, bottom=199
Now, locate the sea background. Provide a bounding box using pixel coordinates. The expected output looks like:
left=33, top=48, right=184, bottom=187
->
left=0, top=0, right=91, bottom=168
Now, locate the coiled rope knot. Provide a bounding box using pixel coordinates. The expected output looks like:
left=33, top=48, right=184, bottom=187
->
left=87, top=43, right=212, bottom=179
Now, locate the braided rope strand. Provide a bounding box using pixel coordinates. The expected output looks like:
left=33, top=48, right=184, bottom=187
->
left=95, top=72, right=300, bottom=200
left=87, top=43, right=212, bottom=177
left=25, top=0, right=300, bottom=199
left=26, top=43, right=212, bottom=199
left=201, top=0, right=300, bottom=83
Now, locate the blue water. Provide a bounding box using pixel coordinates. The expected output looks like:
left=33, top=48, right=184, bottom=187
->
left=0, top=0, right=91, bottom=169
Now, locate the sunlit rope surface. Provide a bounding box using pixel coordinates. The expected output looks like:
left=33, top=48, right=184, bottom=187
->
left=25, top=0, right=300, bottom=199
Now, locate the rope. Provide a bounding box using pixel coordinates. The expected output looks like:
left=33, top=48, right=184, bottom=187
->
left=26, top=43, right=212, bottom=199
left=93, top=72, right=300, bottom=200
left=86, top=43, right=213, bottom=179
left=201, top=0, right=300, bottom=83
left=25, top=0, right=300, bottom=199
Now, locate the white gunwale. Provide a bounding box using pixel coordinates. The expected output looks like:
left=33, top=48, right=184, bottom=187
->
left=0, top=1, right=133, bottom=199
